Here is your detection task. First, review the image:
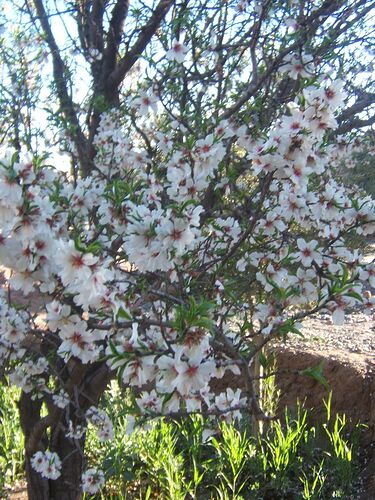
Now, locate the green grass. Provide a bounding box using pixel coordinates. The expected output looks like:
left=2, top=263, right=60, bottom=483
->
left=0, top=380, right=364, bottom=499
left=83, top=387, right=363, bottom=499
left=0, top=381, right=24, bottom=492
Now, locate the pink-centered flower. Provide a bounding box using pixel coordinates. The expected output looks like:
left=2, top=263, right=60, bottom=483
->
left=56, top=240, right=98, bottom=286
left=166, top=38, right=188, bottom=63
left=133, top=90, right=158, bottom=116
left=295, top=238, right=322, bottom=267
left=58, top=319, right=104, bottom=364
left=82, top=468, right=105, bottom=495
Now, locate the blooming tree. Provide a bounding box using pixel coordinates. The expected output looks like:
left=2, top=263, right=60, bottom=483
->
left=0, top=0, right=374, bottom=498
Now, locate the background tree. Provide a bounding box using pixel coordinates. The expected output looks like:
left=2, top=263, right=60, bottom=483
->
left=0, top=21, right=45, bottom=153
left=335, top=131, right=375, bottom=197
left=0, top=1, right=374, bottom=498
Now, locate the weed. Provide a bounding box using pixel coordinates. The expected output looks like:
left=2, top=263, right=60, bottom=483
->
left=0, top=380, right=364, bottom=499
left=0, top=380, right=24, bottom=492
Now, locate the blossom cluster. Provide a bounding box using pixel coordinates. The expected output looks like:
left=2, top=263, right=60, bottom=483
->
left=82, top=468, right=105, bottom=494
left=0, top=74, right=373, bottom=488
left=31, top=451, right=61, bottom=480
left=31, top=451, right=104, bottom=494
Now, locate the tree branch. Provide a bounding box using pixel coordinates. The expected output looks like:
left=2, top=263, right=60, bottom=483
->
left=108, top=0, right=175, bottom=90
left=32, top=0, right=92, bottom=177
left=337, top=92, right=375, bottom=124
left=335, top=115, right=375, bottom=135
left=220, top=0, right=345, bottom=121
left=91, top=0, right=106, bottom=53
left=101, top=0, right=130, bottom=85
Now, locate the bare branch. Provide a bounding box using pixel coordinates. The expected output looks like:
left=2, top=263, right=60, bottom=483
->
left=32, top=0, right=93, bottom=176
left=335, top=115, right=375, bottom=135
left=108, top=0, right=175, bottom=90
left=101, top=0, right=130, bottom=84
left=91, top=0, right=106, bottom=53
left=220, top=0, right=348, bottom=121
left=337, top=92, right=375, bottom=124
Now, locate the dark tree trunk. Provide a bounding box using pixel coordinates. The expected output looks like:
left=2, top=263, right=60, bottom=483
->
left=49, top=427, right=84, bottom=500
left=19, top=392, right=50, bottom=500
left=18, top=361, right=111, bottom=499
left=19, top=392, right=85, bottom=500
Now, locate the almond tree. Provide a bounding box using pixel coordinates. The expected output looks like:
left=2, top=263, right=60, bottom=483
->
left=0, top=1, right=374, bottom=498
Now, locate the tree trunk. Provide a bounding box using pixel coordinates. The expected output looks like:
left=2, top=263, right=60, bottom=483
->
left=19, top=392, right=85, bottom=500
left=19, top=392, right=50, bottom=499
left=50, top=432, right=83, bottom=500
left=251, top=347, right=264, bottom=438
left=49, top=428, right=84, bottom=500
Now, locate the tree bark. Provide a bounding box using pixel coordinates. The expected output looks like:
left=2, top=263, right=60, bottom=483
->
left=19, top=392, right=50, bottom=500
left=19, top=392, right=85, bottom=500
left=49, top=428, right=84, bottom=500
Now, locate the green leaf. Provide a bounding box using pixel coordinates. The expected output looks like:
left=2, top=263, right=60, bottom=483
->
left=86, top=240, right=103, bottom=255
left=345, top=290, right=363, bottom=303
left=73, top=235, right=85, bottom=252
left=301, top=361, right=330, bottom=391
left=259, top=350, right=268, bottom=368
left=117, top=307, right=132, bottom=320
left=107, top=340, right=119, bottom=357
left=277, top=319, right=304, bottom=340
left=172, top=297, right=215, bottom=333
